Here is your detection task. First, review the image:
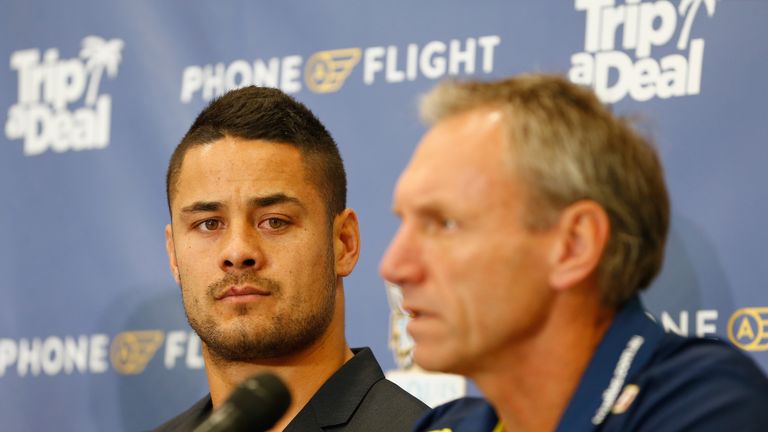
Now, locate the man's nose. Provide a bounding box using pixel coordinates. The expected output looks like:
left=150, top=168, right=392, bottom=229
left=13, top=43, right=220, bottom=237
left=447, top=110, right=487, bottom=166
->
left=219, top=222, right=264, bottom=272
left=379, top=223, right=425, bottom=287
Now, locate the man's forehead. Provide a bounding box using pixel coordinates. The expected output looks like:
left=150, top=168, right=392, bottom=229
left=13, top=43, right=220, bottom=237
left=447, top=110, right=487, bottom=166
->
left=414, top=108, right=505, bottom=165
left=393, top=109, right=513, bottom=212
left=172, top=138, right=314, bottom=208
left=185, top=137, right=303, bottom=168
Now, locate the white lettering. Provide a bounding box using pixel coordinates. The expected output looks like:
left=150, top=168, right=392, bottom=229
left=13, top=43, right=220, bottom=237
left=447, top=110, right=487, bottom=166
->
left=17, top=338, right=42, bottom=377
left=224, top=60, right=251, bottom=89
left=385, top=46, right=405, bottom=83
left=661, top=310, right=689, bottom=336
left=686, top=38, right=704, bottom=94
left=253, top=58, right=280, bottom=88
left=186, top=333, right=204, bottom=369
left=406, top=44, right=419, bottom=81
left=41, top=336, right=64, bottom=376
left=636, top=1, right=676, bottom=58
left=575, top=0, right=615, bottom=53
left=280, top=55, right=302, bottom=93
left=164, top=331, right=186, bottom=369
left=202, top=63, right=225, bottom=101
left=448, top=38, right=476, bottom=75
left=363, top=46, right=385, bottom=85
left=5, top=37, right=120, bottom=155
left=10, top=49, right=41, bottom=104
left=420, top=41, right=447, bottom=79
left=52, top=59, right=86, bottom=110
left=0, top=339, right=18, bottom=377
left=696, top=310, right=718, bottom=337
left=179, top=66, right=202, bottom=103
left=570, top=0, right=712, bottom=103
left=477, top=35, right=501, bottom=72
left=63, top=335, right=89, bottom=374
left=90, top=334, right=109, bottom=373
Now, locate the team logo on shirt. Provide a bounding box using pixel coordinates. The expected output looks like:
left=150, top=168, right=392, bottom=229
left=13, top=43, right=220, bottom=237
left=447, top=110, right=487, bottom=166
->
left=728, top=308, right=768, bottom=352
left=611, top=384, right=640, bottom=414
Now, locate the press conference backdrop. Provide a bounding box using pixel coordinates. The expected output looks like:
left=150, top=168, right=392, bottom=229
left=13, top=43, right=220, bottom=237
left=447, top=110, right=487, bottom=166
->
left=1, top=1, right=766, bottom=430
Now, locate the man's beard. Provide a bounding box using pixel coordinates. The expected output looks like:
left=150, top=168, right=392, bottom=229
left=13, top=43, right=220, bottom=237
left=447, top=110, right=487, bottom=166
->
left=180, top=253, right=336, bottom=362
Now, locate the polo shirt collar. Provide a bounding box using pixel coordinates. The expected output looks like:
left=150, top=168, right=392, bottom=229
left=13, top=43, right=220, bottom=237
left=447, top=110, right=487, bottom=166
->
left=556, top=296, right=665, bottom=431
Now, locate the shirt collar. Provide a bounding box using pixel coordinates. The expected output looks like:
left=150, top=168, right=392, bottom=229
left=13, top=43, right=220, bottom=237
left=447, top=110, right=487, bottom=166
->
left=297, top=347, right=384, bottom=427
left=556, top=296, right=665, bottom=432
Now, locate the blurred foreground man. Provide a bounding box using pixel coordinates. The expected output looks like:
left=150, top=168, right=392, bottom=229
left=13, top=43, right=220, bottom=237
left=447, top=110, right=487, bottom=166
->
left=155, top=86, right=426, bottom=431
left=380, top=75, right=768, bottom=431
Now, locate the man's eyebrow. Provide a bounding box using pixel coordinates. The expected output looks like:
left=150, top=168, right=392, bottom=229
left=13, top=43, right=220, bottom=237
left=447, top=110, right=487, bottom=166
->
left=178, top=194, right=306, bottom=214
left=180, top=201, right=222, bottom=213
left=250, top=193, right=305, bottom=210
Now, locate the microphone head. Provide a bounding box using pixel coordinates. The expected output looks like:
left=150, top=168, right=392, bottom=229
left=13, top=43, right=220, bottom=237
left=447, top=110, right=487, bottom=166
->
left=227, top=373, right=291, bottom=430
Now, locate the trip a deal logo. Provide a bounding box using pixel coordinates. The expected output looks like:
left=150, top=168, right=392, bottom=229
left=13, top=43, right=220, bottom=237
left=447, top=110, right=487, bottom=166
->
left=179, top=35, right=501, bottom=103
left=569, top=0, right=715, bottom=103
left=0, top=330, right=202, bottom=378
left=4, top=36, right=124, bottom=156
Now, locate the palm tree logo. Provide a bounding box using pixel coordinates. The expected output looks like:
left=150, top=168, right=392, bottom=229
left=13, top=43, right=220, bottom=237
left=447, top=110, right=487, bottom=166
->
left=79, top=36, right=124, bottom=106
left=677, top=0, right=716, bottom=50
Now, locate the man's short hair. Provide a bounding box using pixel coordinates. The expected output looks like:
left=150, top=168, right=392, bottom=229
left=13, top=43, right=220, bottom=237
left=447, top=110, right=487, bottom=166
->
left=420, top=75, right=669, bottom=308
left=166, top=86, right=347, bottom=221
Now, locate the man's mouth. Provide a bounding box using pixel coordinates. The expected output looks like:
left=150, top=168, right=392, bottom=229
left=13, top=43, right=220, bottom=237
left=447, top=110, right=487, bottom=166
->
left=403, top=305, right=426, bottom=319
left=215, top=285, right=271, bottom=300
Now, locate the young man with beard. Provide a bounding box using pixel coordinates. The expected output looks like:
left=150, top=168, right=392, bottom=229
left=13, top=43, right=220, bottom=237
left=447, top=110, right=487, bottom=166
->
left=153, top=86, right=427, bottom=431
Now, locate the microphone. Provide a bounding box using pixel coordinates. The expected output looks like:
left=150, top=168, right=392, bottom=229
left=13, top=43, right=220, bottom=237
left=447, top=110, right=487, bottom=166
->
left=193, top=372, right=291, bottom=432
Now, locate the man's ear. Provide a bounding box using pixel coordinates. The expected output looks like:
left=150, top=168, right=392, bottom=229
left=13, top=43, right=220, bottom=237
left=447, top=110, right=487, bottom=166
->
left=165, top=224, right=180, bottom=284
left=333, top=208, right=361, bottom=277
left=548, top=200, right=610, bottom=291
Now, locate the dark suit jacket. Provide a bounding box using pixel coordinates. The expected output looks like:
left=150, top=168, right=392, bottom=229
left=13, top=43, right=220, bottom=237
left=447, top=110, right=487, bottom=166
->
left=153, top=347, right=428, bottom=431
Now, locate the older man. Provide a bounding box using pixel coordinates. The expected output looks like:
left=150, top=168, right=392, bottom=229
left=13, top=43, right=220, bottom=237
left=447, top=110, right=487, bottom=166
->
left=380, top=75, right=768, bottom=431
left=154, top=86, right=426, bottom=431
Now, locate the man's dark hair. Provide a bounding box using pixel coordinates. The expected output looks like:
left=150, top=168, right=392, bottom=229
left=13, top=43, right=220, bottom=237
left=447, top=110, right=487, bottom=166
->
left=166, top=86, right=347, bottom=220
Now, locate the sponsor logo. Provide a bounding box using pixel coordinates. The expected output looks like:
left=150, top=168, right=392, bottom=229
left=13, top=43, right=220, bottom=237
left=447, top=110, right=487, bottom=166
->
left=4, top=36, right=124, bottom=156
left=304, top=48, right=361, bottom=93
left=611, top=384, right=640, bottom=415
left=728, top=308, right=768, bottom=352
left=110, top=331, right=165, bottom=375
left=179, top=35, right=501, bottom=102
left=0, top=330, right=202, bottom=378
left=657, top=307, right=768, bottom=353
left=570, top=0, right=715, bottom=103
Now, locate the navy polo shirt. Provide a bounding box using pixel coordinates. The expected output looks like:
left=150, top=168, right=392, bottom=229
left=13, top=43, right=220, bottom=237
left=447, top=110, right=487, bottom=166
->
left=414, top=297, right=768, bottom=431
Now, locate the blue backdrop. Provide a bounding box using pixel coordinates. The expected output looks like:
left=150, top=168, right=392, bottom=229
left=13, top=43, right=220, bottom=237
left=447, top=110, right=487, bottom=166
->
left=2, top=1, right=766, bottom=430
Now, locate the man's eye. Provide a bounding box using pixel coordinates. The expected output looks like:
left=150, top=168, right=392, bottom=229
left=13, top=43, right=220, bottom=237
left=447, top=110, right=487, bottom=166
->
left=262, top=218, right=288, bottom=230
left=198, top=219, right=221, bottom=231
left=424, top=216, right=457, bottom=234
left=440, top=218, right=457, bottom=230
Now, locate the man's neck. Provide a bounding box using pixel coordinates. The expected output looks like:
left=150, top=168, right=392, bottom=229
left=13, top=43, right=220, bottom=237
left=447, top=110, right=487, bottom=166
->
left=472, top=290, right=615, bottom=432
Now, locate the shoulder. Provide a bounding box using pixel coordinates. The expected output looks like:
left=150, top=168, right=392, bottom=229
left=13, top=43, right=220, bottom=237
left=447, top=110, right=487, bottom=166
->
left=151, top=394, right=212, bottom=432
left=414, top=398, right=497, bottom=432
left=340, top=375, right=429, bottom=431
left=366, top=377, right=430, bottom=412
left=295, top=347, right=428, bottom=431
left=606, top=335, right=768, bottom=431
left=640, top=333, right=768, bottom=395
